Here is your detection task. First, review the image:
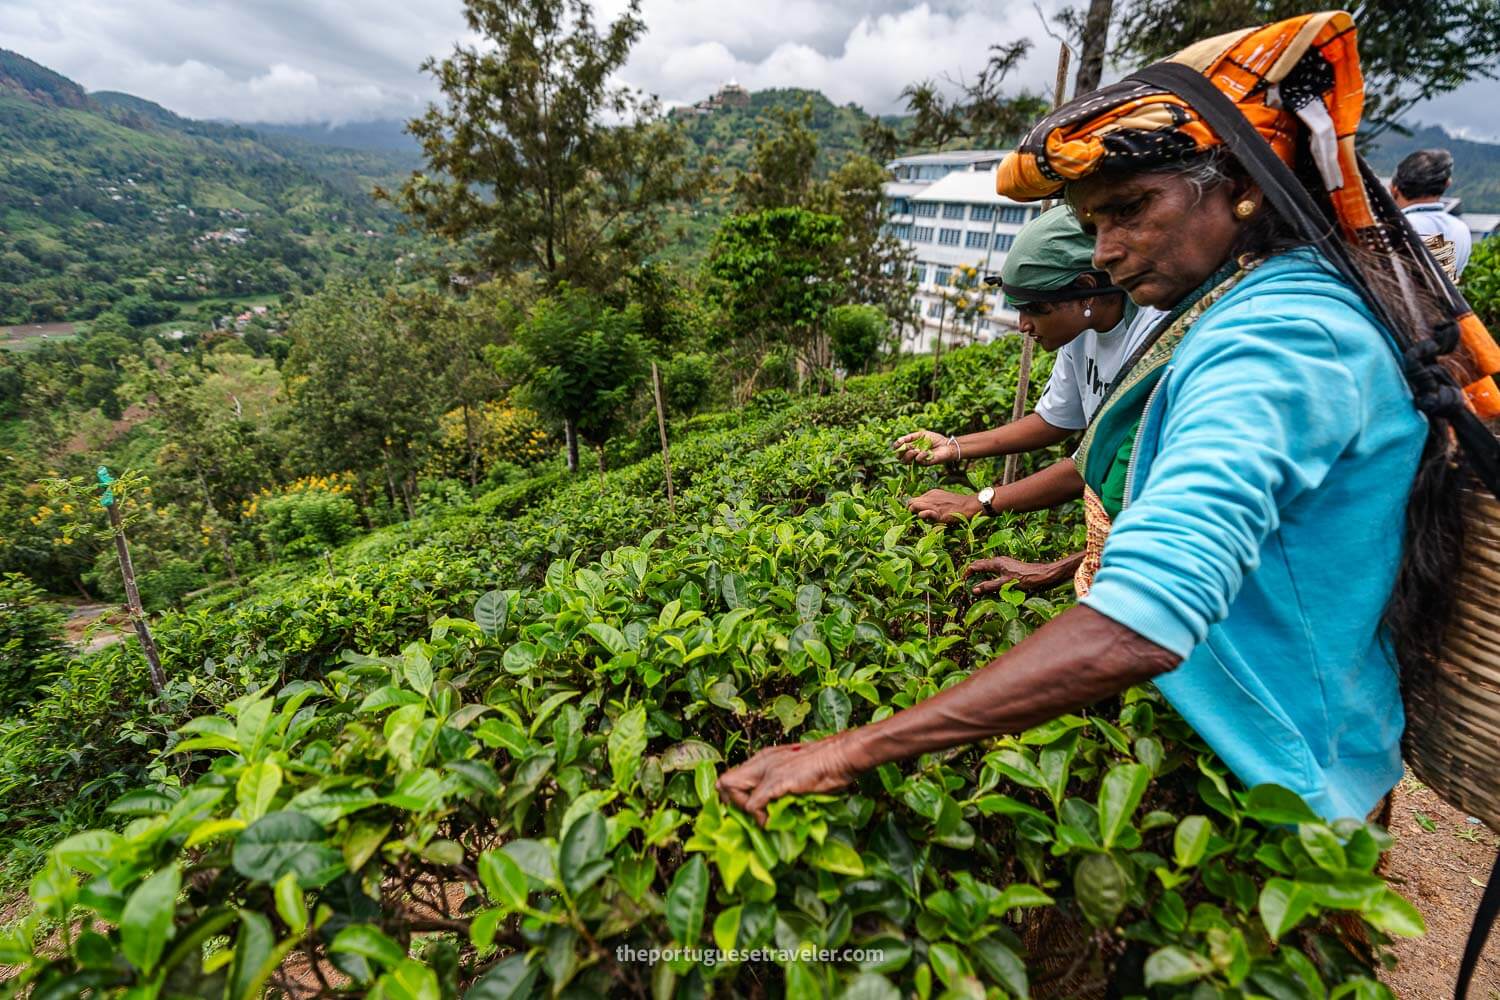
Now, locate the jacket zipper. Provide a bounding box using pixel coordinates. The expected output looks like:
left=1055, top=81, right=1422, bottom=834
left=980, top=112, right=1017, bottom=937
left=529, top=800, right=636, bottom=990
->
left=1120, top=369, right=1169, bottom=512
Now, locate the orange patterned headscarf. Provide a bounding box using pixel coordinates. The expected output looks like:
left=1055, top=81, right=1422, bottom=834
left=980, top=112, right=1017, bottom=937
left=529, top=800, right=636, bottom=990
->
left=996, top=11, right=1500, bottom=417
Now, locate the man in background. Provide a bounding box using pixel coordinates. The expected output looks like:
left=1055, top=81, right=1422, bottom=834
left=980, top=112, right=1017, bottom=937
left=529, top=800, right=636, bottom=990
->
left=1391, top=148, right=1472, bottom=278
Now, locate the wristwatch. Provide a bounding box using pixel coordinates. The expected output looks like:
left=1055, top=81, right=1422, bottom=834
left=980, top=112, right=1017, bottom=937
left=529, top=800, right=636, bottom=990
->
left=977, top=486, right=998, bottom=517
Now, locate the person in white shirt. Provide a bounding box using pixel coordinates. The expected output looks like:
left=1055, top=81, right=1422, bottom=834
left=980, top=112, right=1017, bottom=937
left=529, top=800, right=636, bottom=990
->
left=894, top=206, right=1163, bottom=529
left=1391, top=148, right=1472, bottom=277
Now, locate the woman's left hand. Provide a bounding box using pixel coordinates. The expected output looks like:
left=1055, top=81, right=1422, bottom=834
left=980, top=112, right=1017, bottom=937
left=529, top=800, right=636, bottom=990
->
left=717, top=735, right=863, bottom=825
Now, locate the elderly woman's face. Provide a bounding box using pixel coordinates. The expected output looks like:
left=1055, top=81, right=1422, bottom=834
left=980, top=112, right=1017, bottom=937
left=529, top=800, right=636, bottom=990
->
left=1069, top=172, right=1242, bottom=310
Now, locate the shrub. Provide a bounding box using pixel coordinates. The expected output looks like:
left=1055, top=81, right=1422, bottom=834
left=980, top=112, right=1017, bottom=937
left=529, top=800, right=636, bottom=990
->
left=827, top=303, right=887, bottom=374
left=658, top=352, right=716, bottom=416
left=4, top=507, right=1417, bottom=998
left=250, top=478, right=362, bottom=559
left=0, top=572, right=68, bottom=706
left=1460, top=234, right=1500, bottom=329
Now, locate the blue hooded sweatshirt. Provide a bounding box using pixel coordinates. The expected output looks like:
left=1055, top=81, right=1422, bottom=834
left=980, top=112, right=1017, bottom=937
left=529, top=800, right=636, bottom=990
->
left=1081, top=249, right=1426, bottom=820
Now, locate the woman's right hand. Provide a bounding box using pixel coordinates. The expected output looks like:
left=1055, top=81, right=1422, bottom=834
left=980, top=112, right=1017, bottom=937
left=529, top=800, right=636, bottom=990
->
left=962, top=556, right=1065, bottom=595
left=892, top=430, right=955, bottom=465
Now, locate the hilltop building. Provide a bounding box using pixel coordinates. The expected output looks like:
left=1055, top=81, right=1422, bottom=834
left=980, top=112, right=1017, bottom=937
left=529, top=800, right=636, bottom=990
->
left=883, top=152, right=1043, bottom=353
left=682, top=81, right=752, bottom=115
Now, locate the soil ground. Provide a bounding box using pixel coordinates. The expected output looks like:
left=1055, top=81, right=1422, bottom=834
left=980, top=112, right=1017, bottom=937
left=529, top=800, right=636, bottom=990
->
left=1383, top=773, right=1500, bottom=998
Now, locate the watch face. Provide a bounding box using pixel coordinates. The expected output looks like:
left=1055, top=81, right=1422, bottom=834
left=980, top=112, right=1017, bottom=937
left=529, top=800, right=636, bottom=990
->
left=978, top=487, right=994, bottom=504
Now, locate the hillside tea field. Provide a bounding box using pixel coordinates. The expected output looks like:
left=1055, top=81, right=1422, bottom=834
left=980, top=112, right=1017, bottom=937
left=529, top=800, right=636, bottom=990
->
left=0, top=345, right=1422, bottom=998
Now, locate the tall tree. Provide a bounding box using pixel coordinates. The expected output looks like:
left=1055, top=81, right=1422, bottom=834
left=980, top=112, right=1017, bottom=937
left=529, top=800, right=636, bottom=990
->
left=818, top=155, right=917, bottom=340
left=704, top=208, right=846, bottom=384
left=1057, top=0, right=1116, bottom=95
left=733, top=101, right=821, bottom=211
left=892, top=42, right=1051, bottom=150
left=1110, top=0, right=1500, bottom=135
left=283, top=282, right=440, bottom=519
left=387, top=0, right=703, bottom=291
left=495, top=286, right=647, bottom=474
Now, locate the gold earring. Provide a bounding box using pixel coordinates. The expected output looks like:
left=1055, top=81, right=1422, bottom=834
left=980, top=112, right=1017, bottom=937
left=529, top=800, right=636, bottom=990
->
left=1234, top=199, right=1257, bottom=220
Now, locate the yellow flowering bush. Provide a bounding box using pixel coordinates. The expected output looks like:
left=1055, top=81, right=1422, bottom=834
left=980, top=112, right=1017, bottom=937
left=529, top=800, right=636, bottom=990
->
left=423, top=401, right=552, bottom=479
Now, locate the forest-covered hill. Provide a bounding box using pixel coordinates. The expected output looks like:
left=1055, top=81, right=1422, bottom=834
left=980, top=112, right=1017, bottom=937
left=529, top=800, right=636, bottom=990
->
left=0, top=49, right=416, bottom=325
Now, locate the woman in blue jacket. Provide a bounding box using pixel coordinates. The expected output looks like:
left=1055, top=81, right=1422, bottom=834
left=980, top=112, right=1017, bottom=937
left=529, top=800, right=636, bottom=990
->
left=719, top=12, right=1499, bottom=823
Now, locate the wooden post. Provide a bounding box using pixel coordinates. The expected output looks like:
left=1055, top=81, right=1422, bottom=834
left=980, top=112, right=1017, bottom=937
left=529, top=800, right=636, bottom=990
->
left=651, top=361, right=676, bottom=516
left=1003, top=42, right=1072, bottom=487
left=106, top=497, right=166, bottom=694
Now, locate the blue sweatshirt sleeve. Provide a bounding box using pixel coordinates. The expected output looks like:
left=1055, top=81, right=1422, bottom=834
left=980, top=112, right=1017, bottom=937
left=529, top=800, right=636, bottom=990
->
left=1080, top=301, right=1364, bottom=657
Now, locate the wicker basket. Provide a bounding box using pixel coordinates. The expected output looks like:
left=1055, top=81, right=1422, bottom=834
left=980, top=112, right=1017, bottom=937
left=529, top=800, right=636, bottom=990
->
left=1402, top=486, right=1500, bottom=830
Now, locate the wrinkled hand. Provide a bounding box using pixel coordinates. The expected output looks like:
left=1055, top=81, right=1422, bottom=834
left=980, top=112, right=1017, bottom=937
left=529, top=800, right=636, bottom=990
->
left=906, top=489, right=981, bottom=525
left=717, top=735, right=863, bottom=826
left=892, top=430, right=955, bottom=465
left=963, top=555, right=1062, bottom=595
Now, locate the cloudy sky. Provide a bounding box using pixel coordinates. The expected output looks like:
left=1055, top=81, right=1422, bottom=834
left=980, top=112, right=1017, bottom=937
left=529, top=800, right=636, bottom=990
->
left=1, top=0, right=1494, bottom=138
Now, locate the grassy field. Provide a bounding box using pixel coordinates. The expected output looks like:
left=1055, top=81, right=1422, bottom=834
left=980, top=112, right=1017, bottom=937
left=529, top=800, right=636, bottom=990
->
left=0, top=323, right=78, bottom=352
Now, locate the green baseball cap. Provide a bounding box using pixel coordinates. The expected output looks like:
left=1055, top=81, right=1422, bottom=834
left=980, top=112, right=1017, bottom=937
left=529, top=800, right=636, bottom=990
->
left=988, top=205, right=1116, bottom=306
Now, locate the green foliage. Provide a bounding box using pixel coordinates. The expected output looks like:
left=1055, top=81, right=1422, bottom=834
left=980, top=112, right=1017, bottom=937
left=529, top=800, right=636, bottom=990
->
left=0, top=572, right=68, bottom=706
left=733, top=100, right=821, bottom=211
left=0, top=344, right=1414, bottom=997
left=827, top=304, right=888, bottom=374
left=704, top=207, right=846, bottom=372
left=657, top=353, right=716, bottom=416
left=1461, top=235, right=1500, bottom=328
left=390, top=0, right=703, bottom=292
left=1110, top=0, right=1500, bottom=137
left=0, top=52, right=409, bottom=324
left=500, top=285, right=649, bottom=462
left=256, top=490, right=361, bottom=559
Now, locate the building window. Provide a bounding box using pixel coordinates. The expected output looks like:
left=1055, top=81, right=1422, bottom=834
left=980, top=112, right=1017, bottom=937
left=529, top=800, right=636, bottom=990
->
left=909, top=264, right=927, bottom=283
left=935, top=266, right=952, bottom=286
left=938, top=228, right=961, bottom=246
left=913, top=226, right=935, bottom=243
left=965, top=230, right=990, bottom=249
left=887, top=223, right=912, bottom=240
left=971, top=205, right=996, bottom=222
left=994, top=233, right=1015, bottom=251
left=913, top=202, right=939, bottom=218
left=927, top=300, right=944, bottom=318
left=888, top=198, right=910, bottom=215
left=942, top=203, right=965, bottom=219
left=999, top=206, right=1030, bottom=224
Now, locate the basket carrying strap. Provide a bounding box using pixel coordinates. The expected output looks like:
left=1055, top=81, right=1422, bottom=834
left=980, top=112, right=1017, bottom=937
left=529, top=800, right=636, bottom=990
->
left=1130, top=61, right=1500, bottom=999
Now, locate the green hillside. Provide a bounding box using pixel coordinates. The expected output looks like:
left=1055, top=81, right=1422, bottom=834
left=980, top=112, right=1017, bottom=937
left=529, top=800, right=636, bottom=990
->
left=0, top=50, right=414, bottom=325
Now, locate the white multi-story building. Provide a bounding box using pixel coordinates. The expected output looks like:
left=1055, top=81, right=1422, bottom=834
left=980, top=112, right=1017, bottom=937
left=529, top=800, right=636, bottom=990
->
left=884, top=151, right=1045, bottom=352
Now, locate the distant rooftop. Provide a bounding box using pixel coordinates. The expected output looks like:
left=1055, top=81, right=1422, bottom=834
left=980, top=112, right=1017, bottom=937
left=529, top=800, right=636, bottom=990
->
left=886, top=151, right=1008, bottom=167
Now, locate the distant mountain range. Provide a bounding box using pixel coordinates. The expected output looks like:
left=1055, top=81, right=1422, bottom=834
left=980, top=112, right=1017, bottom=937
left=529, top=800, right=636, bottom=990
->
left=0, top=49, right=418, bottom=325
left=1, top=42, right=1495, bottom=327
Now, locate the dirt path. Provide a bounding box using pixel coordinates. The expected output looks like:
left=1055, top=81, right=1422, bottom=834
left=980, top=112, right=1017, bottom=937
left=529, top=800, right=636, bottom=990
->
left=61, top=602, right=124, bottom=653
left=1384, top=774, right=1500, bottom=998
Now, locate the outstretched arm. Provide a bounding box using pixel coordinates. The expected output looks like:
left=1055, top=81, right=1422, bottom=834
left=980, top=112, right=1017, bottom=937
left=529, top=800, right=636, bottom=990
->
left=906, top=457, right=1085, bottom=524
left=893, top=413, right=1074, bottom=465
left=717, top=605, right=1180, bottom=823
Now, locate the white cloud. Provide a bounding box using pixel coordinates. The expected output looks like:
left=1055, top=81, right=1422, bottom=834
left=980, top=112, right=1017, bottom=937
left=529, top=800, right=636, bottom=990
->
left=0, top=0, right=1488, bottom=138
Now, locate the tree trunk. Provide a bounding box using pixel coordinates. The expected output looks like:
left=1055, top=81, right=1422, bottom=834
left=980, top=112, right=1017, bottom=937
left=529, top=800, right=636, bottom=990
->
left=564, top=419, right=580, bottom=473
left=108, top=503, right=165, bottom=694
left=1075, top=0, right=1114, bottom=96
left=596, top=445, right=607, bottom=485
left=219, top=534, right=240, bottom=587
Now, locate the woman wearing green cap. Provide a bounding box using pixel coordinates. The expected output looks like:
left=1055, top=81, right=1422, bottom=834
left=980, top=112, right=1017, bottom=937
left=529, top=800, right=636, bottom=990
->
left=894, top=207, right=1163, bottom=543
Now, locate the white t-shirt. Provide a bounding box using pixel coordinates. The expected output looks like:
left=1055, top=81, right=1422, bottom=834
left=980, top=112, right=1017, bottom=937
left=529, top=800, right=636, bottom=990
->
left=1034, top=305, right=1166, bottom=431
left=1403, top=203, right=1472, bottom=277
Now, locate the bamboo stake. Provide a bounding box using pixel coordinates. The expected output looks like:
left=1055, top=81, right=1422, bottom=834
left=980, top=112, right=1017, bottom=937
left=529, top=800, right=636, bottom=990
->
left=1003, top=42, right=1071, bottom=486
left=100, top=470, right=165, bottom=694
left=651, top=362, right=676, bottom=516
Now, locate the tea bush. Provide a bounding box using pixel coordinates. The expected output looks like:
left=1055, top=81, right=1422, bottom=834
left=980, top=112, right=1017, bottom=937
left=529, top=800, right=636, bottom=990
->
left=0, top=341, right=1419, bottom=996
left=0, top=571, right=69, bottom=706
left=3, top=503, right=1417, bottom=998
